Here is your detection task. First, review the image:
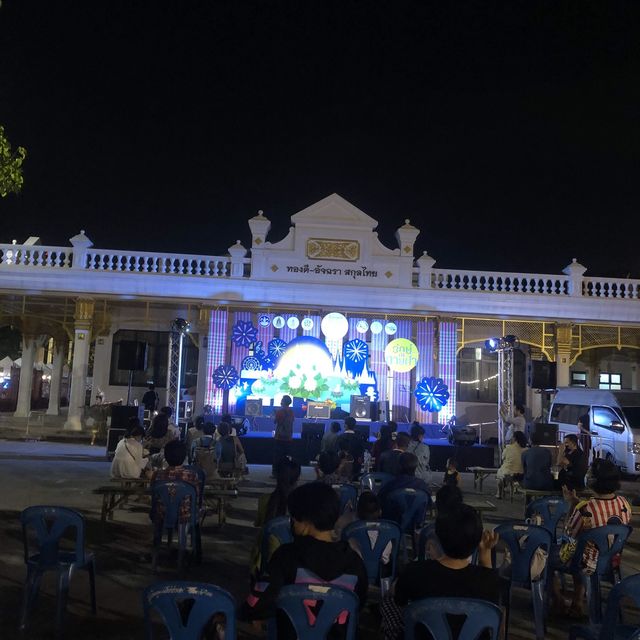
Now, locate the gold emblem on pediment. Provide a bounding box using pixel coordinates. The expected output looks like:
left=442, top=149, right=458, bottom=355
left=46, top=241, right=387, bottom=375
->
left=271, top=264, right=279, bottom=272
left=306, top=238, right=360, bottom=262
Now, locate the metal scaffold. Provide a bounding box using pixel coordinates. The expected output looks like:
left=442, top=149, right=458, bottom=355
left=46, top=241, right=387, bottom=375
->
left=166, top=318, right=191, bottom=411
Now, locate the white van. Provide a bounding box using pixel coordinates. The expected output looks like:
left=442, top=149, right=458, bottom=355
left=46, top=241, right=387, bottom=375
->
left=549, top=387, right=640, bottom=475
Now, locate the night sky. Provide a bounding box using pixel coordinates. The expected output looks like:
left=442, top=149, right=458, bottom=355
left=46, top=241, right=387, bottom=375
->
left=1, top=2, right=639, bottom=277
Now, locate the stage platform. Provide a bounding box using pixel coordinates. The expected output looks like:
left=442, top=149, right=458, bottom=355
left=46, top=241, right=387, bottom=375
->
left=238, top=432, right=495, bottom=471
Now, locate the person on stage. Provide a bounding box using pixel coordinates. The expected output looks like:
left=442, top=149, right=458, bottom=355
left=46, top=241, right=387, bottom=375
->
left=272, top=395, right=294, bottom=477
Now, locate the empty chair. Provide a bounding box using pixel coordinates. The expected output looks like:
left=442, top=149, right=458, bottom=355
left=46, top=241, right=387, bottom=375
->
left=268, top=583, right=359, bottom=640
left=20, top=505, right=97, bottom=633
left=151, top=480, right=201, bottom=571
left=260, top=516, right=294, bottom=575
left=332, top=483, right=358, bottom=515
left=360, top=472, right=394, bottom=495
left=342, top=519, right=402, bottom=586
left=569, top=573, right=640, bottom=640
left=525, top=496, right=569, bottom=542
left=403, top=597, right=502, bottom=640
left=143, top=580, right=237, bottom=640
left=494, top=523, right=552, bottom=640
left=557, top=523, right=632, bottom=624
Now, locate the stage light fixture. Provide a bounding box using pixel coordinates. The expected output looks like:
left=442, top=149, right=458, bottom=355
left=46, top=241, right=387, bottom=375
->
left=172, top=317, right=191, bottom=334
left=485, top=335, right=520, bottom=352
left=485, top=338, right=500, bottom=352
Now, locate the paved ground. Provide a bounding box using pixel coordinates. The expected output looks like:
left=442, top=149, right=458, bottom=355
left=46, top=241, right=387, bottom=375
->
left=1, top=431, right=640, bottom=639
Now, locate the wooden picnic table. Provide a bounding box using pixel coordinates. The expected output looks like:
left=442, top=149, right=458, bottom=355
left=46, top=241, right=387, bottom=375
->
left=467, top=466, right=499, bottom=492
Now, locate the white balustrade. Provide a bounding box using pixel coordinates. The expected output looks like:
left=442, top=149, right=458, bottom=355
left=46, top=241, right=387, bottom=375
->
left=583, top=277, right=640, bottom=299
left=0, top=244, right=73, bottom=268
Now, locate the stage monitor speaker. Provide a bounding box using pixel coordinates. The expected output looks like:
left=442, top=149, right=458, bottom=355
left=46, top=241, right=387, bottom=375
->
left=350, top=395, right=371, bottom=420
left=106, top=428, right=127, bottom=459
left=109, top=404, right=144, bottom=428
left=117, top=340, right=148, bottom=371
left=354, top=423, right=370, bottom=443
left=307, top=401, right=331, bottom=419
left=178, top=400, right=193, bottom=421
left=245, top=398, right=263, bottom=417
left=302, top=422, right=325, bottom=440
left=532, top=422, right=559, bottom=447
left=529, top=360, right=557, bottom=390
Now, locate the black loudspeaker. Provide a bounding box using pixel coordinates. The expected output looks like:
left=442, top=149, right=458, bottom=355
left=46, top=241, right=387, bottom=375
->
left=353, top=423, right=370, bottom=443
left=350, top=395, right=370, bottom=419
left=117, top=341, right=148, bottom=371
left=529, top=360, right=557, bottom=390
left=245, top=398, right=263, bottom=417
left=532, top=422, right=559, bottom=446
left=109, top=404, right=144, bottom=428
left=301, top=422, right=325, bottom=463
left=106, top=428, right=127, bottom=459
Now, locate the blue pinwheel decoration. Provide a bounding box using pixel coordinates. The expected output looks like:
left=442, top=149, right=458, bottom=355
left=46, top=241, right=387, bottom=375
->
left=414, top=376, right=450, bottom=412
left=212, top=364, right=239, bottom=390
left=344, top=339, right=368, bottom=364
left=231, top=320, right=258, bottom=348
left=267, top=338, right=288, bottom=362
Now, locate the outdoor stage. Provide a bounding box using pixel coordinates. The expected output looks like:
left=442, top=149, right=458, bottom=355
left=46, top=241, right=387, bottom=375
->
left=235, top=417, right=495, bottom=471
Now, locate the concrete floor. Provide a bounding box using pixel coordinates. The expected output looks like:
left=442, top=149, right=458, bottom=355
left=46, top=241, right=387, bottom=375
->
left=1, top=437, right=639, bottom=639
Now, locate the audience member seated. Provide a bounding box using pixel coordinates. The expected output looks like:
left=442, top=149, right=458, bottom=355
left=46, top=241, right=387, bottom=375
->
left=111, top=418, right=150, bottom=479
left=407, top=422, right=431, bottom=483
left=151, top=440, right=200, bottom=525
left=521, top=430, right=553, bottom=491
left=216, top=421, right=247, bottom=476
left=250, top=457, right=301, bottom=579
left=381, top=504, right=501, bottom=640
left=243, top=482, right=368, bottom=639
left=556, top=434, right=589, bottom=491
left=422, top=484, right=464, bottom=560
left=186, top=415, right=205, bottom=450
left=442, top=457, right=460, bottom=487
left=217, top=413, right=237, bottom=438
left=495, top=430, right=527, bottom=498
left=144, top=413, right=178, bottom=461
left=379, top=432, right=411, bottom=476
left=159, top=406, right=181, bottom=438
left=551, top=459, right=632, bottom=618
left=321, top=421, right=342, bottom=453
left=336, top=416, right=365, bottom=479
left=379, top=452, right=432, bottom=522
left=371, top=424, right=395, bottom=471
left=315, top=450, right=348, bottom=485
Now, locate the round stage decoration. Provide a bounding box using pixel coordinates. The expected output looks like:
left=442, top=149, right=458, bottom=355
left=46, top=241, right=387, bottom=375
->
left=231, top=320, right=258, bottom=348
left=258, top=314, right=271, bottom=327
left=267, top=338, right=288, bottom=361
left=241, top=356, right=261, bottom=371
left=272, top=315, right=285, bottom=329
left=344, top=339, right=368, bottom=364
left=287, top=316, right=300, bottom=330
left=384, top=322, right=398, bottom=335
left=370, top=321, right=383, bottom=334
left=301, top=317, right=314, bottom=331
left=385, top=338, right=419, bottom=373
left=321, top=312, right=349, bottom=340
left=414, top=376, right=450, bottom=412
left=212, top=364, right=239, bottom=390
left=356, top=320, right=369, bottom=333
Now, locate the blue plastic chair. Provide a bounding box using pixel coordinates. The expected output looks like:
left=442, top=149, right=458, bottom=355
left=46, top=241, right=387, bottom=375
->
left=332, top=483, right=358, bottom=514
left=341, top=519, right=401, bottom=586
left=403, top=597, right=502, bottom=640
left=20, top=506, right=97, bottom=633
left=189, top=435, right=213, bottom=464
left=416, top=523, right=441, bottom=562
left=569, top=573, right=640, bottom=640
left=181, top=465, right=206, bottom=508
left=494, top=523, right=552, bottom=640
left=360, top=472, right=394, bottom=495
left=559, top=524, right=632, bottom=624
left=383, top=488, right=430, bottom=559
left=268, top=583, right=359, bottom=640
left=151, top=480, right=201, bottom=572
left=143, top=580, right=237, bottom=640
left=260, top=516, right=293, bottom=575
left=525, top=496, right=569, bottom=542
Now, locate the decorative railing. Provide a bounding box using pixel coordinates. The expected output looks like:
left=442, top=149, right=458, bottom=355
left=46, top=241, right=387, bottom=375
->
left=428, top=268, right=569, bottom=295
left=0, top=244, right=73, bottom=268
left=84, top=249, right=238, bottom=277
left=582, top=276, right=640, bottom=299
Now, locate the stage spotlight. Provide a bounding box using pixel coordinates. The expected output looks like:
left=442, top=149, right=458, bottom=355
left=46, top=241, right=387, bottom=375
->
left=485, top=338, right=500, bottom=352
left=172, top=318, right=191, bottom=334
left=503, top=334, right=520, bottom=349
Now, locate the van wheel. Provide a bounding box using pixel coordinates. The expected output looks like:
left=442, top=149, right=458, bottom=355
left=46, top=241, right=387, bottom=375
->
left=605, top=453, right=614, bottom=464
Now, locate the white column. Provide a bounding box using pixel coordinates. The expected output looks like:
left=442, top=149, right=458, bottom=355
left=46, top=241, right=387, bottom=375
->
left=90, top=334, right=112, bottom=405
left=46, top=342, right=65, bottom=416
left=14, top=336, right=37, bottom=417
left=556, top=350, right=571, bottom=388
left=64, top=326, right=91, bottom=431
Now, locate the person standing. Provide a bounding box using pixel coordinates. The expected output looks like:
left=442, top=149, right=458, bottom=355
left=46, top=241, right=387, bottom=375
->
left=272, top=395, right=294, bottom=477
left=142, top=384, right=159, bottom=413
left=500, top=402, right=526, bottom=443
left=320, top=421, right=341, bottom=453
left=407, top=422, right=431, bottom=483
left=577, top=413, right=592, bottom=462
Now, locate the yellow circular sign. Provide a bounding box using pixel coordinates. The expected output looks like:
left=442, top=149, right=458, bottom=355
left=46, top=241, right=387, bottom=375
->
left=384, top=338, right=419, bottom=373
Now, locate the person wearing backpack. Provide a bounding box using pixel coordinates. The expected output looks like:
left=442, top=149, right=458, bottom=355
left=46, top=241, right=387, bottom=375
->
left=272, top=395, right=295, bottom=477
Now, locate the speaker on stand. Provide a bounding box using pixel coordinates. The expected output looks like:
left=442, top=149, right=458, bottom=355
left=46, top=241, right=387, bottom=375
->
left=245, top=398, right=263, bottom=417
left=301, top=422, right=325, bottom=464
left=529, top=360, right=557, bottom=390
left=117, top=341, right=148, bottom=405
left=350, top=395, right=371, bottom=420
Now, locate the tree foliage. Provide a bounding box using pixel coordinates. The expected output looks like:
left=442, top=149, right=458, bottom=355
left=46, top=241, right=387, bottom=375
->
left=0, top=125, right=26, bottom=197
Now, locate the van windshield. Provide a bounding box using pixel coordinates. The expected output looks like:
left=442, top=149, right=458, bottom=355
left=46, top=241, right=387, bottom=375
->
left=621, top=407, right=640, bottom=430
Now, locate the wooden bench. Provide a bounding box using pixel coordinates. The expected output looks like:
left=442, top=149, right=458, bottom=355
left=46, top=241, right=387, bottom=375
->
left=467, top=466, right=499, bottom=493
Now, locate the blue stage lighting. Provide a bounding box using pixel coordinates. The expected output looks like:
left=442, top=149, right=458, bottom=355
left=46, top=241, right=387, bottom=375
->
left=485, top=338, right=499, bottom=352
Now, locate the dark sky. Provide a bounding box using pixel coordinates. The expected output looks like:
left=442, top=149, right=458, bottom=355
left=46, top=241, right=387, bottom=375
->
left=1, top=1, right=640, bottom=276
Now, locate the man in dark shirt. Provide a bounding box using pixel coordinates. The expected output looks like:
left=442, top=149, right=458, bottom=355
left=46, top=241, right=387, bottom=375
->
left=557, top=434, right=588, bottom=490
left=378, top=432, right=411, bottom=476
left=142, top=383, right=159, bottom=413
left=243, top=482, right=368, bottom=639
left=272, top=395, right=295, bottom=476
left=383, top=504, right=501, bottom=640
left=335, top=416, right=365, bottom=479
left=521, top=430, right=554, bottom=491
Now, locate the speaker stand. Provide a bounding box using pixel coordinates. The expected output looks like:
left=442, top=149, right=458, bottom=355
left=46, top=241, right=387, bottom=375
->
left=126, top=369, right=133, bottom=405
